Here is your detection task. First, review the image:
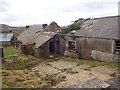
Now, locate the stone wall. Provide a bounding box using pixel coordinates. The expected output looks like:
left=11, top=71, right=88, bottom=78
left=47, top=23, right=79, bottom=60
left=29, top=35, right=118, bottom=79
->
left=64, top=36, right=114, bottom=60
left=64, top=51, right=78, bottom=58
left=59, top=37, right=66, bottom=55
left=91, top=50, right=120, bottom=62
left=76, top=37, right=114, bottom=60
left=36, top=42, right=50, bottom=58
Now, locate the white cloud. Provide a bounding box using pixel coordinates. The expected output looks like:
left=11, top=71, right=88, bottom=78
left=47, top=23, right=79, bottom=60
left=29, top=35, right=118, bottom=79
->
left=0, top=0, right=119, bottom=26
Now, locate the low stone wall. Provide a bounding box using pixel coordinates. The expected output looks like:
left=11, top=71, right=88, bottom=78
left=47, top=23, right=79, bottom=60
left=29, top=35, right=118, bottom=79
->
left=91, top=50, right=120, bottom=62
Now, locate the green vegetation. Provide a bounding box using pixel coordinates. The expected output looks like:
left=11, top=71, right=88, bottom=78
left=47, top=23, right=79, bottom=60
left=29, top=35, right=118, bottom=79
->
left=42, top=73, right=66, bottom=86
left=60, top=23, right=80, bottom=34
left=2, top=46, right=120, bottom=88
left=84, top=65, right=97, bottom=71
left=3, top=46, right=20, bottom=56
left=54, top=56, right=120, bottom=68
left=2, top=46, right=66, bottom=88
left=3, top=46, right=44, bottom=70
left=45, top=56, right=120, bottom=69
left=69, top=34, right=79, bottom=40
left=2, top=70, right=51, bottom=88
left=60, top=68, right=78, bottom=74
left=3, top=46, right=119, bottom=70
left=2, top=55, right=45, bottom=70
left=76, top=59, right=120, bottom=68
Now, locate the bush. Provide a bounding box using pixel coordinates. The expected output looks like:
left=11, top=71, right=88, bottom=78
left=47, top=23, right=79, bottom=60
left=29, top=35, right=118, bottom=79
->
left=60, top=23, right=80, bottom=34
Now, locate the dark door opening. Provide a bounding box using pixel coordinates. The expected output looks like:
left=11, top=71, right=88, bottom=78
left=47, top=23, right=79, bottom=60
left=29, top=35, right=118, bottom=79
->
left=56, top=41, right=60, bottom=54
left=49, top=42, right=55, bottom=53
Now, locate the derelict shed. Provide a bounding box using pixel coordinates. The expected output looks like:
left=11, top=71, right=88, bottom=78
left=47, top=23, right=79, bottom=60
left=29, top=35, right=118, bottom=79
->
left=29, top=22, right=62, bottom=58
left=32, top=31, right=58, bottom=58
left=0, top=33, right=13, bottom=47
left=17, top=21, right=63, bottom=58
left=17, top=28, right=43, bottom=54
left=17, top=28, right=43, bottom=45
left=66, top=16, right=120, bottom=62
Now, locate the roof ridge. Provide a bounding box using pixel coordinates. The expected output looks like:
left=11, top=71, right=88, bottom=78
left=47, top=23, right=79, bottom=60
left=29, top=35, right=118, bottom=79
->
left=93, top=15, right=119, bottom=20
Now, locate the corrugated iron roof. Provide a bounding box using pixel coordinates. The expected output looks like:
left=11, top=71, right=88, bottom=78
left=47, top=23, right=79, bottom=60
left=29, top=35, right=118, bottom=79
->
left=0, top=33, right=13, bottom=41
left=75, top=16, right=119, bottom=39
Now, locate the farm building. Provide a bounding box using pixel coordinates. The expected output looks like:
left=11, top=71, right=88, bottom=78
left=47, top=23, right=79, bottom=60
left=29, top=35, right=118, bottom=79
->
left=17, top=22, right=63, bottom=58
left=16, top=26, right=43, bottom=54
left=64, top=16, right=120, bottom=62
left=15, top=16, right=119, bottom=62
left=0, top=33, right=13, bottom=47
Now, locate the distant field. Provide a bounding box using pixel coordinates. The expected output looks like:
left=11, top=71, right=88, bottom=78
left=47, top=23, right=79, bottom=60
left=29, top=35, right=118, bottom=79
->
left=3, top=46, right=20, bottom=56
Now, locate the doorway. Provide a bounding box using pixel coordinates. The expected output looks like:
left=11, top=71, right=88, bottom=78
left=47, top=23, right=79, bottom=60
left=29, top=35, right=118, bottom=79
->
left=49, top=42, right=55, bottom=53
left=56, top=41, right=60, bottom=54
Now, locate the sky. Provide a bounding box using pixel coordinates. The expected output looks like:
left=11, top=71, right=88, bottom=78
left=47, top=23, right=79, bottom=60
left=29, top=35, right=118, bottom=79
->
left=0, top=0, right=119, bottom=26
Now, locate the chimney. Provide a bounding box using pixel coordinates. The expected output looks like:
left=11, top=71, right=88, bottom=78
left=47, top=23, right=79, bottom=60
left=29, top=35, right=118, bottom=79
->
left=26, top=25, right=30, bottom=29
left=42, top=24, right=48, bottom=29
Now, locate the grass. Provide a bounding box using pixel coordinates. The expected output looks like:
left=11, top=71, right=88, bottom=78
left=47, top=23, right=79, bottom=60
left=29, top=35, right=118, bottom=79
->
left=3, top=46, right=20, bottom=56
left=2, top=55, right=45, bottom=70
left=84, top=65, right=97, bottom=71
left=2, top=70, right=51, bottom=88
left=60, top=68, right=78, bottom=74
left=76, top=59, right=120, bottom=68
left=2, top=69, right=66, bottom=88
left=3, top=46, right=120, bottom=70
left=2, top=46, right=45, bottom=70
left=54, top=56, right=120, bottom=68
left=41, top=73, right=66, bottom=86
left=2, top=46, right=120, bottom=88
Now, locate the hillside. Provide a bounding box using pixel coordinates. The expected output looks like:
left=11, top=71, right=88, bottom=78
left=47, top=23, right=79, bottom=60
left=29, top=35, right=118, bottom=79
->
left=0, top=24, right=43, bottom=33
left=0, top=24, right=20, bottom=33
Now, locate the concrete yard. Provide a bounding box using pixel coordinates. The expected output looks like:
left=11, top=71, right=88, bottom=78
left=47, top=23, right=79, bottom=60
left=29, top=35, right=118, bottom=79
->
left=2, top=49, right=119, bottom=88
left=32, top=60, right=119, bottom=88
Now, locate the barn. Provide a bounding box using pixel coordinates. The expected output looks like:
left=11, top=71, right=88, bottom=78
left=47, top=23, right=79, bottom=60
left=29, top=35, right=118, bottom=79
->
left=64, top=16, right=120, bottom=62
